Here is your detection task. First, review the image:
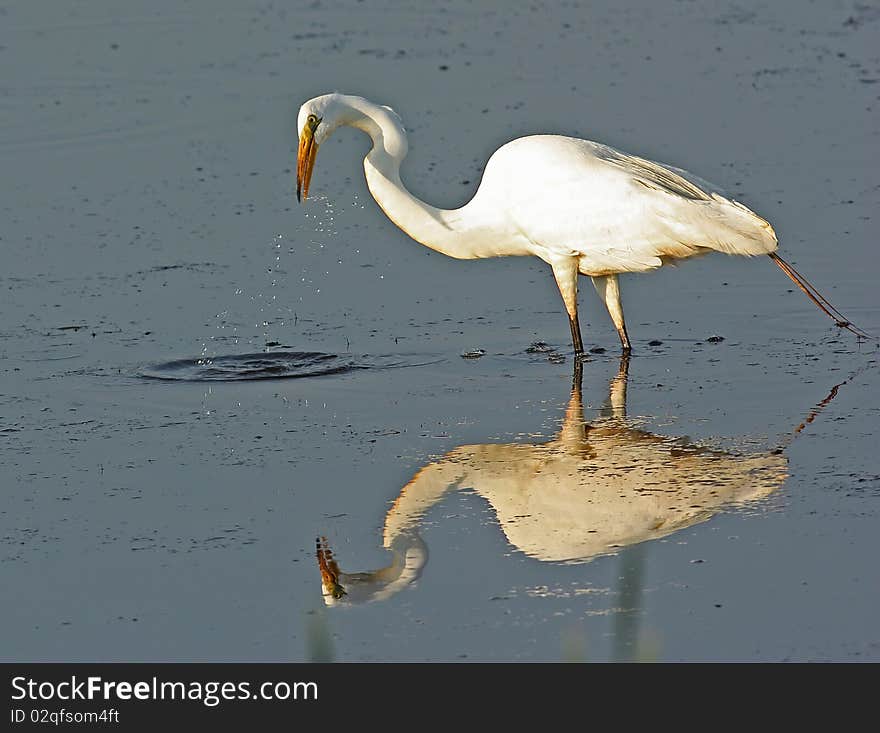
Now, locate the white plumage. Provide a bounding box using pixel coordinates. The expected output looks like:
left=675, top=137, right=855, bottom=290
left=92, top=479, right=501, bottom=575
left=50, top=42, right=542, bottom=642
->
left=472, top=135, right=778, bottom=273
left=295, top=93, right=867, bottom=353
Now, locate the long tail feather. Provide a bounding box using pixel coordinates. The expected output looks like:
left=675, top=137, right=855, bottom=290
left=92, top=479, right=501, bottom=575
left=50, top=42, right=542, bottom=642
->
left=768, top=253, right=875, bottom=340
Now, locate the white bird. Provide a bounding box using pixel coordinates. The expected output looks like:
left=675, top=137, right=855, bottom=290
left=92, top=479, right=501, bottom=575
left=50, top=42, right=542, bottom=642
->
left=296, top=93, right=869, bottom=354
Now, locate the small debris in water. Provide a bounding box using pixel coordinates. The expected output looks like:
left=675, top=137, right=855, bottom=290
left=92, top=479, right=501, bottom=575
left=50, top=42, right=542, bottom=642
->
left=706, top=335, right=725, bottom=343
left=648, top=340, right=663, bottom=346
left=526, top=341, right=554, bottom=353
left=547, top=353, right=566, bottom=364
left=461, top=349, right=485, bottom=359
left=589, top=346, right=606, bottom=354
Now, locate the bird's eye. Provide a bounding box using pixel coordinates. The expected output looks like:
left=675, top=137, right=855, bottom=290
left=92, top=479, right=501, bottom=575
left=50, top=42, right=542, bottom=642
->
left=307, top=114, right=318, bottom=125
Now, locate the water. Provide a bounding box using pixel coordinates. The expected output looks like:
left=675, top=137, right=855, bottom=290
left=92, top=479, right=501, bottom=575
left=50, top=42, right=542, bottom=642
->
left=1, top=0, right=878, bottom=662
left=141, top=351, right=436, bottom=381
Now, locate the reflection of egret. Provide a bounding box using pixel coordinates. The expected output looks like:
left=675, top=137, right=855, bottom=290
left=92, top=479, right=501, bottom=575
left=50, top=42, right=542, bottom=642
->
left=317, top=359, right=794, bottom=605
left=296, top=93, right=870, bottom=354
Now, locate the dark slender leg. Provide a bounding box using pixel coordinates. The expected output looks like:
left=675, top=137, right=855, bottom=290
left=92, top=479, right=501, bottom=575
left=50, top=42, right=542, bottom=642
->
left=550, top=261, right=584, bottom=357
left=569, top=312, right=584, bottom=356
left=618, top=324, right=632, bottom=355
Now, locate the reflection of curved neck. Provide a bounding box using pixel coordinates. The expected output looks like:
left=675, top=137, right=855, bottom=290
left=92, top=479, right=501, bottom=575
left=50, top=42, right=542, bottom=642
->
left=383, top=461, right=466, bottom=547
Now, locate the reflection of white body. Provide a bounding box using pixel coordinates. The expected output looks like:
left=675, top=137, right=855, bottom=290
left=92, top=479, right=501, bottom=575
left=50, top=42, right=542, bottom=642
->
left=318, top=362, right=788, bottom=602
left=392, top=428, right=784, bottom=564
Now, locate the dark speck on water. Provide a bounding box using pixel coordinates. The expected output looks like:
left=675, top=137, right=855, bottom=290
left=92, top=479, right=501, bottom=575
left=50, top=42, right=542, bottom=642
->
left=526, top=341, right=554, bottom=353
left=589, top=346, right=606, bottom=354
left=706, top=335, right=725, bottom=343
left=649, top=340, right=663, bottom=346
left=461, top=348, right=486, bottom=359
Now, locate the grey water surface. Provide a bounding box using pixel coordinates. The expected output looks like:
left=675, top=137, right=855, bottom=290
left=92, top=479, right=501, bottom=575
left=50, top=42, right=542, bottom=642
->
left=1, top=0, right=878, bottom=661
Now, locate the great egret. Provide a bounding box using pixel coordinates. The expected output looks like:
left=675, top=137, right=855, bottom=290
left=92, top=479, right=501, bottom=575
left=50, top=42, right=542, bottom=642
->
left=296, top=93, right=869, bottom=354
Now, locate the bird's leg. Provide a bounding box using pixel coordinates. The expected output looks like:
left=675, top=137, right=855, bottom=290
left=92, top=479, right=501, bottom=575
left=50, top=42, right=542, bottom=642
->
left=551, top=259, right=585, bottom=356
left=591, top=274, right=632, bottom=354
left=569, top=312, right=585, bottom=356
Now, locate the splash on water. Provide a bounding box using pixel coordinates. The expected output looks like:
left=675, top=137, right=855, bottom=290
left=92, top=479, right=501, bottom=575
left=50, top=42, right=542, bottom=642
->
left=141, top=351, right=439, bottom=382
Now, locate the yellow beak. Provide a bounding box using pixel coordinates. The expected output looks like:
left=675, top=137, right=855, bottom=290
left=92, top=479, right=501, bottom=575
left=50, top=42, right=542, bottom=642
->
left=296, top=121, right=319, bottom=202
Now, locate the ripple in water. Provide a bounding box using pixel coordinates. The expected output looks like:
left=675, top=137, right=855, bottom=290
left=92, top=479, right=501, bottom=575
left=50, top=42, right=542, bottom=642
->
left=141, top=351, right=433, bottom=382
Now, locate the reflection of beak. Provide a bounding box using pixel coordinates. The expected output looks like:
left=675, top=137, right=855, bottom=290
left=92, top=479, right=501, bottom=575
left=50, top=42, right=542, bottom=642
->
left=316, top=536, right=347, bottom=600
left=296, top=122, right=319, bottom=203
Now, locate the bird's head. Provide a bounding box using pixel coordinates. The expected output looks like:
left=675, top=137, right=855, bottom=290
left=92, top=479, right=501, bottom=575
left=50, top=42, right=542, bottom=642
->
left=296, top=93, right=405, bottom=202
left=295, top=93, right=353, bottom=202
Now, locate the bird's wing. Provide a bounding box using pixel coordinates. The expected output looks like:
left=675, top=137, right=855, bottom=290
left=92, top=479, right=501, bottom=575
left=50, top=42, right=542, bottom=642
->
left=588, top=143, right=718, bottom=201
left=609, top=142, right=777, bottom=258
left=484, top=136, right=775, bottom=273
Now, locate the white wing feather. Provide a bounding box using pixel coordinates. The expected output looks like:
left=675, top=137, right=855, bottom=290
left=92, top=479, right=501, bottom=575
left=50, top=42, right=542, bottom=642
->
left=479, top=135, right=777, bottom=275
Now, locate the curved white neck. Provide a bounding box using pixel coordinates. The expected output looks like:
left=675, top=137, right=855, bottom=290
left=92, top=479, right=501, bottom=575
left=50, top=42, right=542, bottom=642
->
left=341, top=97, right=496, bottom=260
